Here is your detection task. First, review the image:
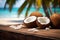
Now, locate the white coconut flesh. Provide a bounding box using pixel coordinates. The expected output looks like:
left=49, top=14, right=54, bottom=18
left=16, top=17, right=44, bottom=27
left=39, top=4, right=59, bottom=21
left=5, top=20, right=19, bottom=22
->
left=37, top=17, right=50, bottom=25
left=24, top=16, right=36, bottom=23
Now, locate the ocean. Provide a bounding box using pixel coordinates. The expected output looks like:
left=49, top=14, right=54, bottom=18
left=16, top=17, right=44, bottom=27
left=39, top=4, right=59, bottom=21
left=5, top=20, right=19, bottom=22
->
left=0, top=7, right=60, bottom=19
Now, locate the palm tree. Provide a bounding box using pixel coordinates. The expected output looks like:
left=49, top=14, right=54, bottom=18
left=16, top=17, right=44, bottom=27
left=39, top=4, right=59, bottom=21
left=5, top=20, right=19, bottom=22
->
left=4, top=0, right=49, bottom=17
left=4, top=0, right=16, bottom=11
left=42, top=0, right=50, bottom=18
left=4, top=0, right=59, bottom=17
left=4, top=0, right=39, bottom=17
left=45, top=0, right=53, bottom=15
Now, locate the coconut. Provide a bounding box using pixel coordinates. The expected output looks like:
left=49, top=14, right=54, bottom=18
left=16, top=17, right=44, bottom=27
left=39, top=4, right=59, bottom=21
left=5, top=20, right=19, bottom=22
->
left=24, top=16, right=37, bottom=28
left=36, top=17, right=50, bottom=29
left=50, top=13, right=60, bottom=29
left=30, top=12, right=43, bottom=17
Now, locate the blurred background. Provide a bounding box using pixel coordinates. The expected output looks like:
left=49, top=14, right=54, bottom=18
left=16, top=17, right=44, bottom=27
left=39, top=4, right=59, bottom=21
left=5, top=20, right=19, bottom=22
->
left=0, top=0, right=60, bottom=20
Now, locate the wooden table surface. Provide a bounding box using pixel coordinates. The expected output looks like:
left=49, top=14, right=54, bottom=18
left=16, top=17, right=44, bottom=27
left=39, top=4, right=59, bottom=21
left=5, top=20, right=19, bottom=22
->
left=0, top=26, right=60, bottom=39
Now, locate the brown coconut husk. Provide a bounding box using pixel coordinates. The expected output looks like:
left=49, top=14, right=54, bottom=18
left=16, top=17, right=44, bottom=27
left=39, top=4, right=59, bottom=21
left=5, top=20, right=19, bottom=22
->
left=50, top=13, right=60, bottom=29
left=24, top=16, right=37, bottom=28
left=36, top=21, right=50, bottom=29
left=30, top=11, right=43, bottom=17
left=24, top=20, right=37, bottom=28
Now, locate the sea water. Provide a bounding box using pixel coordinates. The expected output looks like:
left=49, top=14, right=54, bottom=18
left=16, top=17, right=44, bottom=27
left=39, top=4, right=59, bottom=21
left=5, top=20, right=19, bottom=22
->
left=0, top=7, right=60, bottom=19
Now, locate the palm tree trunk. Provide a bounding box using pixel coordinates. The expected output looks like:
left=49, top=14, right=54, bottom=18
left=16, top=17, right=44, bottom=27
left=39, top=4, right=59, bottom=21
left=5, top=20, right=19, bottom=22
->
left=53, top=0, right=57, bottom=13
left=42, top=0, right=50, bottom=18
left=49, top=5, right=53, bottom=15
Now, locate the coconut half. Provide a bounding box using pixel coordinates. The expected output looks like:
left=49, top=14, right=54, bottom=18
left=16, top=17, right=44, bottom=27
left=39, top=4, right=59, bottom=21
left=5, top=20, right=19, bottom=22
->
left=24, top=16, right=37, bottom=28
left=36, top=17, right=50, bottom=29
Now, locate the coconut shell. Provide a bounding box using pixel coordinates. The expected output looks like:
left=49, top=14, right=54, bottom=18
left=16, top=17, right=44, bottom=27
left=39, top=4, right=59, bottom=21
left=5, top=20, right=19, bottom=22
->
left=36, top=17, right=50, bottom=29
left=30, top=11, right=43, bottom=17
left=24, top=20, right=37, bottom=28
left=24, top=16, right=37, bottom=28
left=50, top=13, right=60, bottom=29
left=36, top=20, right=50, bottom=29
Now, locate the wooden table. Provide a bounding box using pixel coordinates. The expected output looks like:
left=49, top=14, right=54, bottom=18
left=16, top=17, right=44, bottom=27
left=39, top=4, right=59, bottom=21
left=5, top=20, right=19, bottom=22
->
left=0, top=26, right=60, bottom=40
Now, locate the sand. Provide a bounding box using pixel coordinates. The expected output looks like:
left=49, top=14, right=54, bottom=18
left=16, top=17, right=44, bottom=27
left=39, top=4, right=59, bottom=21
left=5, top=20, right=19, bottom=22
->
left=0, top=18, right=24, bottom=25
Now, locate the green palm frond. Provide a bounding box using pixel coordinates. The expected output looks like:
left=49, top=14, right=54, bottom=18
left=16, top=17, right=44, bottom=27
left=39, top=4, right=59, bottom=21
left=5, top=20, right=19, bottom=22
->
left=25, top=0, right=33, bottom=17
left=33, top=0, right=35, bottom=6
left=44, top=0, right=53, bottom=7
left=4, top=0, right=16, bottom=11
left=18, top=0, right=28, bottom=17
left=52, top=0, right=59, bottom=7
left=42, top=0, right=50, bottom=17
left=4, top=0, right=10, bottom=9
left=4, top=0, right=60, bottom=18
left=9, top=0, right=16, bottom=11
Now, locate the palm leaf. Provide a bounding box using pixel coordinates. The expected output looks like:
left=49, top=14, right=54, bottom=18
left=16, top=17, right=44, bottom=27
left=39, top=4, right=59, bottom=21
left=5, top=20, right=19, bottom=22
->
left=25, top=0, right=33, bottom=17
left=45, top=0, right=53, bottom=7
left=42, top=0, right=50, bottom=18
left=52, top=0, right=58, bottom=7
left=18, top=0, right=28, bottom=17
left=4, top=0, right=10, bottom=9
left=4, top=0, right=16, bottom=11
left=33, top=0, right=36, bottom=7
left=8, top=0, right=16, bottom=11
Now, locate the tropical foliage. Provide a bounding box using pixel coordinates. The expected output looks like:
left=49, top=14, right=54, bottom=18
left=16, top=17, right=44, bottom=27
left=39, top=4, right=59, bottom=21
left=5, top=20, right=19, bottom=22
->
left=4, top=0, right=16, bottom=11
left=4, top=0, right=60, bottom=17
left=52, top=0, right=60, bottom=13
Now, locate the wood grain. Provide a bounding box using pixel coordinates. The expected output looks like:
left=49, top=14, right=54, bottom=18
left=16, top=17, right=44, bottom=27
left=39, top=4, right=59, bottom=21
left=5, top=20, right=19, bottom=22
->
left=0, top=26, right=60, bottom=40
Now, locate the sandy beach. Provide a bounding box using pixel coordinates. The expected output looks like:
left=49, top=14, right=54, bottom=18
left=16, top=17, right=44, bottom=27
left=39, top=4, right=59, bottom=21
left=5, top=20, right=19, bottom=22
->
left=0, top=18, right=24, bottom=25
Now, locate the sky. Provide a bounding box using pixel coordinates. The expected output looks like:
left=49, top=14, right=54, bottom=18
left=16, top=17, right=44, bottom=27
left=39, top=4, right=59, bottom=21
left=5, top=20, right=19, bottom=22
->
left=0, top=0, right=25, bottom=8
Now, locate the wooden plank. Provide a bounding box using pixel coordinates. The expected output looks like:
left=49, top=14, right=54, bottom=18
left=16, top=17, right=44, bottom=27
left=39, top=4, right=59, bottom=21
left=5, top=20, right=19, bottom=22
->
left=0, top=26, right=60, bottom=39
